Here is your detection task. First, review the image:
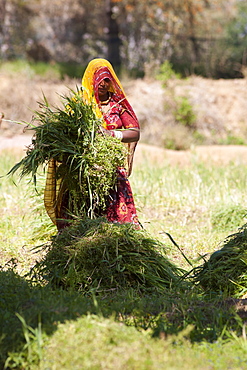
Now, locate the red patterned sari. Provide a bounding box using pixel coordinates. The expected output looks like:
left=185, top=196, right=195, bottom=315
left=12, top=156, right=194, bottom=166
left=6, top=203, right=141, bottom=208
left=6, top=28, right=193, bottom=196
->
left=99, top=93, right=140, bottom=226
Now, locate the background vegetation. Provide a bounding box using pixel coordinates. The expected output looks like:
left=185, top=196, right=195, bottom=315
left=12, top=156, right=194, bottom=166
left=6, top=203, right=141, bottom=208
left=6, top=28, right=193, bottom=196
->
left=1, top=0, right=247, bottom=78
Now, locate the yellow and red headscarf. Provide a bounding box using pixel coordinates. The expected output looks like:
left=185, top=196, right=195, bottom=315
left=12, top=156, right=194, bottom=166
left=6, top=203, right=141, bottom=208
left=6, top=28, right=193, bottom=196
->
left=81, top=58, right=139, bottom=129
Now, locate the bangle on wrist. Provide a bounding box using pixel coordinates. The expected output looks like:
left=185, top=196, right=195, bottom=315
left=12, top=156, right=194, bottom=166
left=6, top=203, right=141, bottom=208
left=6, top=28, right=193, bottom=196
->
left=113, top=130, right=123, bottom=140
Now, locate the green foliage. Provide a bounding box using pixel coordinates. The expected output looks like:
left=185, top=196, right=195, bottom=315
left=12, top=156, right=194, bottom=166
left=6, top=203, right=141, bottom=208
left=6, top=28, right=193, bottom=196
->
left=8, top=90, right=126, bottom=218
left=58, top=62, right=87, bottom=79
left=0, top=60, right=61, bottom=79
left=192, top=130, right=206, bottom=145
left=163, top=138, right=178, bottom=150
left=211, top=204, right=247, bottom=232
left=156, top=60, right=181, bottom=86
left=174, top=96, right=196, bottom=128
left=193, top=224, right=247, bottom=297
left=30, top=218, right=185, bottom=292
left=218, top=135, right=246, bottom=145
left=225, top=2, right=247, bottom=68
left=5, top=313, right=45, bottom=370
left=0, top=60, right=88, bottom=80
left=29, top=62, right=61, bottom=79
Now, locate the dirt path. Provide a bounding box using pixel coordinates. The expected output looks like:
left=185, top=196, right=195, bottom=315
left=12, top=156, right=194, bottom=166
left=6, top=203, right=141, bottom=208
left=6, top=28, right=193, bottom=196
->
left=0, top=134, right=32, bottom=151
left=135, top=143, right=247, bottom=166
left=1, top=134, right=247, bottom=166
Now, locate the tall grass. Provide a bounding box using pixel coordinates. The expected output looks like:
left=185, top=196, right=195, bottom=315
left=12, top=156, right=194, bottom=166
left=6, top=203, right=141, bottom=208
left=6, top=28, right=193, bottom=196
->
left=1, top=148, right=247, bottom=369
left=0, top=151, right=56, bottom=274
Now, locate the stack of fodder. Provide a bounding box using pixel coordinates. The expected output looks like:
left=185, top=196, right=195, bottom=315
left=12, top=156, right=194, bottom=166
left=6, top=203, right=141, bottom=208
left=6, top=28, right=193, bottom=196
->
left=193, top=225, right=247, bottom=297
left=8, top=89, right=126, bottom=218
left=30, top=218, right=186, bottom=293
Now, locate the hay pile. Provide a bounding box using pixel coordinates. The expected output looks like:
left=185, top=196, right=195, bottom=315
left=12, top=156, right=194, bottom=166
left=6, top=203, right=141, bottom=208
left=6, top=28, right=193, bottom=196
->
left=193, top=225, right=247, bottom=297
left=8, top=89, right=126, bottom=217
left=30, top=218, right=185, bottom=292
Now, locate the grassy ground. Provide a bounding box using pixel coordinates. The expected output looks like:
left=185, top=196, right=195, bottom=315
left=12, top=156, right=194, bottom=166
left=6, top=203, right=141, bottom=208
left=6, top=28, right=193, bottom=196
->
left=1, top=149, right=247, bottom=369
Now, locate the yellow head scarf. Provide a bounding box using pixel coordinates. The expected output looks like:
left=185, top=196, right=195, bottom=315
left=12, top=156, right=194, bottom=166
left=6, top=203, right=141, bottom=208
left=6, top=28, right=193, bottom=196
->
left=81, top=58, right=124, bottom=112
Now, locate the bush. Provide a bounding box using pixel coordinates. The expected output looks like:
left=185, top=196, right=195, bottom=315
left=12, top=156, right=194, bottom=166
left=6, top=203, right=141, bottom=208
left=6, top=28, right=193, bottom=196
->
left=156, top=61, right=181, bottom=86
left=174, top=96, right=196, bottom=128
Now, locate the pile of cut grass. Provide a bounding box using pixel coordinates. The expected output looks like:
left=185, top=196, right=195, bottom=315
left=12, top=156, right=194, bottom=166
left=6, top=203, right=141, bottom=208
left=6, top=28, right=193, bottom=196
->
left=30, top=218, right=186, bottom=293
left=193, top=224, right=247, bottom=297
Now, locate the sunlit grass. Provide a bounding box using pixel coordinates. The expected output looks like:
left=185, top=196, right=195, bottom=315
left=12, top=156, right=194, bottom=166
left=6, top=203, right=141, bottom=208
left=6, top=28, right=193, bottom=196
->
left=1, top=147, right=247, bottom=369
left=0, top=151, right=56, bottom=274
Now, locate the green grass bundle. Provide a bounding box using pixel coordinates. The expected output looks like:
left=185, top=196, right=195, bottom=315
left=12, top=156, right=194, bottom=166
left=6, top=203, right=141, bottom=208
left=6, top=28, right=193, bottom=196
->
left=193, top=224, right=247, bottom=297
left=30, top=218, right=185, bottom=292
left=8, top=89, right=126, bottom=217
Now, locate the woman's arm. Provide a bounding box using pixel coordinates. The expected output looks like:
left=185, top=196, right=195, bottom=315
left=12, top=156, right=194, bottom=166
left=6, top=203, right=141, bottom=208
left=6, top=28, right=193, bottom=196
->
left=121, top=128, right=140, bottom=143
left=118, top=109, right=140, bottom=143
left=100, top=107, right=140, bottom=143
left=100, top=127, right=139, bottom=143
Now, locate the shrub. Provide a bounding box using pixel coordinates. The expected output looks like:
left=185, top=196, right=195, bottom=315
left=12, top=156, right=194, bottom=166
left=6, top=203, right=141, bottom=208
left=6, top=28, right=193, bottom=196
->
left=156, top=61, right=181, bottom=86
left=174, top=96, right=196, bottom=128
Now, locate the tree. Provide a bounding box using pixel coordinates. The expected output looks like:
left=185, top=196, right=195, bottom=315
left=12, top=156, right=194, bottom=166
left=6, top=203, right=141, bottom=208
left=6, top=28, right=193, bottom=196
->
left=106, top=0, right=121, bottom=68
left=0, top=0, right=33, bottom=59
left=225, top=1, right=247, bottom=74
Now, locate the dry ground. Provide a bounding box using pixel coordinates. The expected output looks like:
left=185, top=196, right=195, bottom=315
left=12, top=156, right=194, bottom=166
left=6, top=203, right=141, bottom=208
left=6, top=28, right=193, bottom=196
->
left=1, top=74, right=247, bottom=142
left=1, top=134, right=247, bottom=167
left=1, top=74, right=247, bottom=164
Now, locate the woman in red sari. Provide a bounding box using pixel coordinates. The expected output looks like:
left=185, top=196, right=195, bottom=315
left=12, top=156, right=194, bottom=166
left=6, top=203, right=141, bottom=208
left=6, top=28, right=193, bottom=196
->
left=83, top=58, right=140, bottom=226
left=44, top=58, right=140, bottom=229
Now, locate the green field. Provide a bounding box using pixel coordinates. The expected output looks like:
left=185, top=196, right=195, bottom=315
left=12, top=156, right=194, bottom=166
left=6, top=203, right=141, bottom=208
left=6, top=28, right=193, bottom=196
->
left=1, top=149, right=247, bottom=369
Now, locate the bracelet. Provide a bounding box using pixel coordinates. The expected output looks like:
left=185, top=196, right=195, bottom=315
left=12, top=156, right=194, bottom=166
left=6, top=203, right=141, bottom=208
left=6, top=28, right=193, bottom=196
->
left=113, top=130, right=123, bottom=140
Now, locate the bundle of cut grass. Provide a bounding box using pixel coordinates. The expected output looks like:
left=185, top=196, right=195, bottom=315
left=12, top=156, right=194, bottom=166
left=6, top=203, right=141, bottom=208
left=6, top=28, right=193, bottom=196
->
left=30, top=218, right=185, bottom=292
left=193, top=224, right=247, bottom=297
left=8, top=89, right=126, bottom=217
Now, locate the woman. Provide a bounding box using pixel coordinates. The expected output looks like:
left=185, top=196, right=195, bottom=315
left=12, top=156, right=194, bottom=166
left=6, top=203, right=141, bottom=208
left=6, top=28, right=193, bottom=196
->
left=44, top=58, right=140, bottom=229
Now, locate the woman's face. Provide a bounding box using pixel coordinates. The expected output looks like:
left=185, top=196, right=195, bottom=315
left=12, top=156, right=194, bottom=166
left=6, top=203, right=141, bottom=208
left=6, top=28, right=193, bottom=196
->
left=98, top=78, right=111, bottom=98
